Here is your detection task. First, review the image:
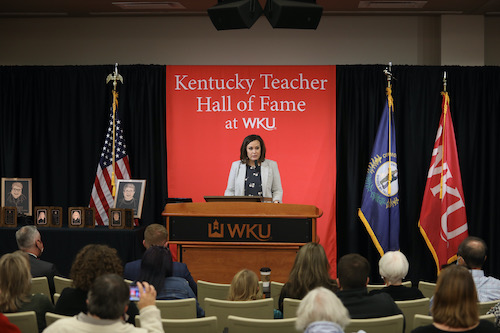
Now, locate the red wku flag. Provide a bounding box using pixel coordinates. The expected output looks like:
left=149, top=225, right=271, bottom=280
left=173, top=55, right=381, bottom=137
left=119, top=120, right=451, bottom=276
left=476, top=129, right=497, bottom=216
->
left=418, top=91, right=468, bottom=274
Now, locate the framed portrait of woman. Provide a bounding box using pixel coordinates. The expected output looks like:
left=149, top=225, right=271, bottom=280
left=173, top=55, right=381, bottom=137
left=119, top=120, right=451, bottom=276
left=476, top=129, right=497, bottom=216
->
left=113, top=179, right=146, bottom=219
left=1, top=178, right=32, bottom=216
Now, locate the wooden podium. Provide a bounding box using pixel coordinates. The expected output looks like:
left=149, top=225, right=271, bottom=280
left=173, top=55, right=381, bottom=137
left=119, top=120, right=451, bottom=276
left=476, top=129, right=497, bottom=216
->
left=162, top=202, right=322, bottom=283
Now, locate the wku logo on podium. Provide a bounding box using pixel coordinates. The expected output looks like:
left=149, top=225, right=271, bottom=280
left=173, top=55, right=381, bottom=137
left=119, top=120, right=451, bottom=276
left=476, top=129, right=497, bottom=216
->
left=208, top=220, right=271, bottom=241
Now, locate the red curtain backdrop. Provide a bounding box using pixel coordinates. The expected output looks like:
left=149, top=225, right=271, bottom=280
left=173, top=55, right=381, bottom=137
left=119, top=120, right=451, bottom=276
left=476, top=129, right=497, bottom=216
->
left=166, top=65, right=337, bottom=276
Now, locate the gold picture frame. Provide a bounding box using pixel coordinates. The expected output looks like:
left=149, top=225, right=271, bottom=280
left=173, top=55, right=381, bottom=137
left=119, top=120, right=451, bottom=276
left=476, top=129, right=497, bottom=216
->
left=113, top=179, right=146, bottom=219
left=1, top=178, right=33, bottom=216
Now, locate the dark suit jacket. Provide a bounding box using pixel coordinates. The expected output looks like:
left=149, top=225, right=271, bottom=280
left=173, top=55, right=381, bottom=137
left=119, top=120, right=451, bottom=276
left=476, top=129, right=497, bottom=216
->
left=28, top=254, right=59, bottom=296
left=124, top=259, right=198, bottom=296
left=336, top=287, right=403, bottom=319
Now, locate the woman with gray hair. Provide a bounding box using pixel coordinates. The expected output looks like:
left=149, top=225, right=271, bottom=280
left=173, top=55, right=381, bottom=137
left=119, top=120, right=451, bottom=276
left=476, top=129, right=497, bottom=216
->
left=369, top=251, right=424, bottom=301
left=296, top=287, right=351, bottom=333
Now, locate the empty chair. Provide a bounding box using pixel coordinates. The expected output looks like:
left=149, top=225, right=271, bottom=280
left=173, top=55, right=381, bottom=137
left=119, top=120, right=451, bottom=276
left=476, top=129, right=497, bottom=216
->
left=478, top=300, right=500, bottom=315
left=136, top=315, right=218, bottom=333
left=197, top=280, right=230, bottom=309
left=345, top=314, right=404, bottom=333
left=228, top=314, right=297, bottom=333
left=45, top=312, right=70, bottom=327
left=395, top=297, right=430, bottom=333
left=270, top=281, right=284, bottom=310
left=204, top=297, right=274, bottom=332
left=417, top=281, right=436, bottom=299
left=4, top=311, right=38, bottom=333
left=155, top=298, right=197, bottom=319
left=30, top=276, right=51, bottom=299
left=283, top=297, right=301, bottom=318
left=53, top=276, right=73, bottom=294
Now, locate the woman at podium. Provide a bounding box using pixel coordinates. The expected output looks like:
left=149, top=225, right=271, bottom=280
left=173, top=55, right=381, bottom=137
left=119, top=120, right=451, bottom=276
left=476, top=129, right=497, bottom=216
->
left=224, top=134, right=283, bottom=203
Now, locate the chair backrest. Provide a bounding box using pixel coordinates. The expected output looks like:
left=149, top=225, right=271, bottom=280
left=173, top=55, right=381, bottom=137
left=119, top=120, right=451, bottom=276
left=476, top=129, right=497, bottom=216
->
left=136, top=315, right=218, bottom=333
left=204, top=297, right=274, bottom=332
left=367, top=281, right=412, bottom=293
left=30, top=276, right=51, bottom=299
left=345, top=314, right=404, bottom=333
left=270, top=281, right=284, bottom=310
left=478, top=300, right=500, bottom=315
left=53, top=293, right=60, bottom=305
left=155, top=298, right=197, bottom=319
left=413, top=313, right=497, bottom=329
left=197, top=280, right=230, bottom=309
left=45, top=312, right=71, bottom=327
left=395, top=297, right=430, bottom=333
left=283, top=298, right=301, bottom=318
left=417, top=281, right=436, bottom=299
left=4, top=311, right=38, bottom=333
left=227, top=314, right=297, bottom=333
left=54, top=276, right=73, bottom=294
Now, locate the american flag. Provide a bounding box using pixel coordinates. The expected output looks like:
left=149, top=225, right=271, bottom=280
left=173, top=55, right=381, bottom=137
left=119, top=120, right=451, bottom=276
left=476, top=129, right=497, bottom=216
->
left=89, top=107, right=131, bottom=225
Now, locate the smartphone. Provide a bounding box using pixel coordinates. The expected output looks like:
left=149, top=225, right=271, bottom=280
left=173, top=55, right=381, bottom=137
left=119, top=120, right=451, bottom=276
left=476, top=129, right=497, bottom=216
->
left=129, top=286, right=140, bottom=301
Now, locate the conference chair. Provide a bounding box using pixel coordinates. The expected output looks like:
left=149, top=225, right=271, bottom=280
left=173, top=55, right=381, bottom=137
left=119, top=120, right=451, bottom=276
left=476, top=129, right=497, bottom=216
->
left=345, top=314, right=404, bottom=333
left=136, top=315, right=218, bottom=333
left=270, top=281, right=284, bottom=310
left=4, top=311, right=38, bottom=333
left=197, top=280, right=230, bottom=309
left=417, top=281, right=436, bottom=299
left=45, top=312, right=71, bottom=327
left=30, top=276, right=51, bottom=299
left=283, top=297, right=301, bottom=318
left=395, top=297, right=430, bottom=333
left=367, top=281, right=412, bottom=293
left=227, top=315, right=297, bottom=333
left=155, top=298, right=197, bottom=319
left=413, top=314, right=496, bottom=329
left=54, top=275, right=73, bottom=294
left=478, top=300, right=500, bottom=315
left=53, top=293, right=60, bottom=304
left=204, top=297, right=274, bottom=333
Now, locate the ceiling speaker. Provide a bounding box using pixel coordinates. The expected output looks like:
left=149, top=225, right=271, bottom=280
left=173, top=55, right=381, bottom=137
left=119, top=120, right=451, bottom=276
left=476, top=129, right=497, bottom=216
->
left=208, top=0, right=263, bottom=30
left=265, top=0, right=323, bottom=29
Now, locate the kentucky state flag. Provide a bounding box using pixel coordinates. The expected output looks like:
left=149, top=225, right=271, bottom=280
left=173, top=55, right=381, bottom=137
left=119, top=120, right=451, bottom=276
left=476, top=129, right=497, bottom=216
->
left=358, top=87, right=400, bottom=256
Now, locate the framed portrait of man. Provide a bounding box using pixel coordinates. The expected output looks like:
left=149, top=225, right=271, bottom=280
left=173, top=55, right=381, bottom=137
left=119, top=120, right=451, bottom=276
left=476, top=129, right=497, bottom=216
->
left=1, top=178, right=32, bottom=216
left=34, top=207, right=49, bottom=227
left=113, top=179, right=146, bottom=219
left=68, top=207, right=84, bottom=228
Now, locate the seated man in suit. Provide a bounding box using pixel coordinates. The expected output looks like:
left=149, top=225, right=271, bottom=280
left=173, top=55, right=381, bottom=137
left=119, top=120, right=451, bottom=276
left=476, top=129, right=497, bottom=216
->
left=124, top=223, right=197, bottom=295
left=336, top=253, right=402, bottom=319
left=16, top=225, right=59, bottom=296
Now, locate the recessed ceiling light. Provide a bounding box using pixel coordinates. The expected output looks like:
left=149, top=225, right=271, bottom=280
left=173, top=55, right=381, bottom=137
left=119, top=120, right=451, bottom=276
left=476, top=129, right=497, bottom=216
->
left=359, top=1, right=427, bottom=9
left=112, top=2, right=185, bottom=10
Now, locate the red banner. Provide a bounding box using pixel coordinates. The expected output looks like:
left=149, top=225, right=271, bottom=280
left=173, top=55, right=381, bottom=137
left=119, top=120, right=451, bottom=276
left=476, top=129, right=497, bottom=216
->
left=166, top=65, right=337, bottom=275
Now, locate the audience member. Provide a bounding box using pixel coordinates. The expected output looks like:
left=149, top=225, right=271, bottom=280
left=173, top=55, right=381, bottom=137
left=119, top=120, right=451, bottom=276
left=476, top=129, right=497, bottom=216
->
left=44, top=274, right=164, bottom=333
left=0, top=313, right=21, bottom=333
left=16, top=225, right=59, bottom=296
left=369, top=251, right=424, bottom=300
left=137, top=245, right=204, bottom=317
left=336, top=253, right=402, bottom=319
left=412, top=265, right=496, bottom=333
left=228, top=269, right=260, bottom=301
left=0, top=251, right=54, bottom=332
left=54, top=244, right=139, bottom=324
left=456, top=236, right=500, bottom=301
left=296, top=287, right=351, bottom=333
left=124, top=223, right=197, bottom=295
left=278, top=242, right=338, bottom=313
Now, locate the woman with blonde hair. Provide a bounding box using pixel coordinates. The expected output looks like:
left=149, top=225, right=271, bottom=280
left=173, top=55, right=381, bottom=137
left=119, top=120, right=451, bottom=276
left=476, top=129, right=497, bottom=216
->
left=0, top=251, right=54, bottom=332
left=228, top=269, right=260, bottom=301
left=411, top=265, right=496, bottom=333
left=278, top=242, right=337, bottom=313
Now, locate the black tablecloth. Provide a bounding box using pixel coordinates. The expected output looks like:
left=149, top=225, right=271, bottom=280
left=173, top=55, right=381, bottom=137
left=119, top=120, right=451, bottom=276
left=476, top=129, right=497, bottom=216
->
left=0, top=226, right=145, bottom=277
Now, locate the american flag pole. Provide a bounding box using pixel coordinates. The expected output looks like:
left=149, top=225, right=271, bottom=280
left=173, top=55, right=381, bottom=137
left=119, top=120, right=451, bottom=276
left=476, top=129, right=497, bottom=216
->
left=106, top=64, right=123, bottom=197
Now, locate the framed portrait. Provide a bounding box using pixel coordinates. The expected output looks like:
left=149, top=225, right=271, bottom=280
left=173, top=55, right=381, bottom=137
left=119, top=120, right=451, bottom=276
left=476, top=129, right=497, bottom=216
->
left=108, top=208, right=134, bottom=229
left=49, top=207, right=63, bottom=227
left=34, top=207, right=49, bottom=227
left=68, top=207, right=84, bottom=228
left=1, top=178, right=32, bottom=216
left=113, top=179, right=146, bottom=219
left=1, top=207, right=17, bottom=227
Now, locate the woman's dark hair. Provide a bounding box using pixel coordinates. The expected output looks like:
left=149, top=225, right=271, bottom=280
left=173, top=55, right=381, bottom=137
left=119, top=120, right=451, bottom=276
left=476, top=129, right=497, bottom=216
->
left=137, top=246, right=173, bottom=293
left=239, top=134, right=266, bottom=164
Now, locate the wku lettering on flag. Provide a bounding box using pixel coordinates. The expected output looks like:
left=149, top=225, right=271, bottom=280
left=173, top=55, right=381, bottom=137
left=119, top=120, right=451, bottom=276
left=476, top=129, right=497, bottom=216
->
left=418, top=91, right=468, bottom=273
left=358, top=87, right=400, bottom=257
left=89, top=95, right=131, bottom=226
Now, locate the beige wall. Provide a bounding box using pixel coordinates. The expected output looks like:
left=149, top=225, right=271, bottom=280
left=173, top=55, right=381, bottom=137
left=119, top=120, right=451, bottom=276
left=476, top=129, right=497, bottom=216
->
left=0, top=15, right=498, bottom=66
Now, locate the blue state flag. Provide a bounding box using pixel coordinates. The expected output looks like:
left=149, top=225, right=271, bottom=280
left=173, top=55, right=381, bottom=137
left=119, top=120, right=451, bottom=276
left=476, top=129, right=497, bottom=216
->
left=358, top=90, right=400, bottom=256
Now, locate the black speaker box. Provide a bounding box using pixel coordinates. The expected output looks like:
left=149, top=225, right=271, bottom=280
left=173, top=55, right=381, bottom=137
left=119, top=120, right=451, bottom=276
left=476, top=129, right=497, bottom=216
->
left=208, top=0, right=263, bottom=30
left=265, top=0, right=323, bottom=29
